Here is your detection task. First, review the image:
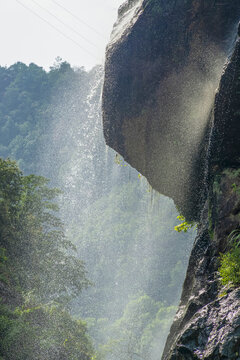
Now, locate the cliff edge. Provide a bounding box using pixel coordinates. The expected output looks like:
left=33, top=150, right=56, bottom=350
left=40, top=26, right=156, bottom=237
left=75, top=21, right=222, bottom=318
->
left=102, top=0, right=240, bottom=358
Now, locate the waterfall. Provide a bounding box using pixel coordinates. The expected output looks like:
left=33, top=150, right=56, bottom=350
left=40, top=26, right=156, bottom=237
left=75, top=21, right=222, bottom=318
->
left=36, top=67, right=195, bottom=359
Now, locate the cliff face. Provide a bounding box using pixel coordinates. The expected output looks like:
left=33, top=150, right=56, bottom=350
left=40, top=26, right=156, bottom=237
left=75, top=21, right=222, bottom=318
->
left=103, top=0, right=240, bottom=220
left=161, top=39, right=240, bottom=360
left=102, top=0, right=240, bottom=359
left=162, top=167, right=240, bottom=359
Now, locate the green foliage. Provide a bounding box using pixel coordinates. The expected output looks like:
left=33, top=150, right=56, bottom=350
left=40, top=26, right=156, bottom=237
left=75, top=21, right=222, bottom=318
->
left=0, top=158, right=94, bottom=359
left=72, top=183, right=193, bottom=319
left=0, top=158, right=90, bottom=304
left=0, top=61, right=195, bottom=360
left=223, top=168, right=240, bottom=179
left=219, top=230, right=240, bottom=287
left=95, top=294, right=176, bottom=360
left=70, top=182, right=194, bottom=360
left=0, top=61, right=88, bottom=174
left=232, top=183, right=240, bottom=196
left=174, top=215, right=196, bottom=233
left=0, top=301, right=94, bottom=360
left=0, top=248, right=9, bottom=284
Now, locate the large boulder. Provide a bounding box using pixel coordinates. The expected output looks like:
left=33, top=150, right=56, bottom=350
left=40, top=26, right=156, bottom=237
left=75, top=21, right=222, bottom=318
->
left=102, top=0, right=240, bottom=220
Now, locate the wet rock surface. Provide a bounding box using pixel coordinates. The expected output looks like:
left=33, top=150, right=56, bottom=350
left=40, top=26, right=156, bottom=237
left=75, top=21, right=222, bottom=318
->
left=103, top=1, right=240, bottom=358
left=162, top=43, right=240, bottom=356
left=210, top=39, right=240, bottom=168
left=102, top=0, right=240, bottom=220
left=168, top=289, right=240, bottom=360
left=162, top=166, right=240, bottom=359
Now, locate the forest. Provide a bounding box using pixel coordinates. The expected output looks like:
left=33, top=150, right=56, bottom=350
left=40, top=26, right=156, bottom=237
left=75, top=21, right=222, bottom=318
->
left=0, top=60, right=195, bottom=360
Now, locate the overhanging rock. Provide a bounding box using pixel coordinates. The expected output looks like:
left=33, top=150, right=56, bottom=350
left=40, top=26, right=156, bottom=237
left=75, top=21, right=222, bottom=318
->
left=102, top=0, right=240, bottom=220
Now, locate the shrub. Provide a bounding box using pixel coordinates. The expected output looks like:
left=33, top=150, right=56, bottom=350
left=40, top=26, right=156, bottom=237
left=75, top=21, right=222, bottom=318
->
left=219, top=230, right=240, bottom=287
left=174, top=215, right=196, bottom=233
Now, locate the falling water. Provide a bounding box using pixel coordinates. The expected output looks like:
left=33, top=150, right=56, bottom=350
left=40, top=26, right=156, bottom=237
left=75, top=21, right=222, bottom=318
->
left=36, top=67, right=195, bottom=359
left=202, top=22, right=240, bottom=208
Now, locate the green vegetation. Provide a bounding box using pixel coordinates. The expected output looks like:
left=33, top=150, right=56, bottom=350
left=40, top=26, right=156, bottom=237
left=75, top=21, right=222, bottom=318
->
left=71, top=182, right=194, bottom=359
left=96, top=295, right=176, bottom=360
left=232, top=183, right=240, bottom=195
left=174, top=215, right=196, bottom=233
left=0, top=302, right=93, bottom=360
left=0, top=61, right=195, bottom=360
left=219, top=230, right=240, bottom=288
left=0, top=158, right=94, bottom=360
left=0, top=59, right=89, bottom=175
left=223, top=168, right=240, bottom=179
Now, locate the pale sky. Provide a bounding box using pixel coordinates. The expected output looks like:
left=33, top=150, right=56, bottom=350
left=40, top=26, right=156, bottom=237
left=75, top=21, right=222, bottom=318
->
left=0, top=0, right=124, bottom=70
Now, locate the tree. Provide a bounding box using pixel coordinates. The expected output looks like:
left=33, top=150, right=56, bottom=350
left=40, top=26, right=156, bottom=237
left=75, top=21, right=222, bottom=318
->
left=97, top=294, right=176, bottom=360
left=0, top=158, right=94, bottom=360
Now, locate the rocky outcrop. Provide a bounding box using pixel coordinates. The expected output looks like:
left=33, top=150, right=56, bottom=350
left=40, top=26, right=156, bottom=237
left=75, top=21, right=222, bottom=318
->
left=161, top=36, right=240, bottom=358
left=102, top=0, right=240, bottom=358
left=102, top=0, right=240, bottom=220
left=165, top=288, right=240, bottom=360
left=162, top=166, right=240, bottom=359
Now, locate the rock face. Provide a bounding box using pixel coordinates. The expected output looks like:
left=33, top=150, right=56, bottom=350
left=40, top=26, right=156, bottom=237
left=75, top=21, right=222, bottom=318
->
left=162, top=166, right=240, bottom=359
left=161, top=38, right=240, bottom=359
left=210, top=40, right=240, bottom=168
left=102, top=0, right=240, bottom=359
left=165, top=288, right=240, bottom=359
left=102, top=0, right=240, bottom=220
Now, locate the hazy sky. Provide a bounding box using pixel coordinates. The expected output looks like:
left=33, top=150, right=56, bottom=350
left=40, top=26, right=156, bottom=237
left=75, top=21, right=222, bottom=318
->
left=0, top=0, right=124, bottom=70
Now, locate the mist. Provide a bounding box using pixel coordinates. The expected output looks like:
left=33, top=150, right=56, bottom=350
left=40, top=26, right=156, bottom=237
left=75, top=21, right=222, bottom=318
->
left=35, top=65, right=195, bottom=359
